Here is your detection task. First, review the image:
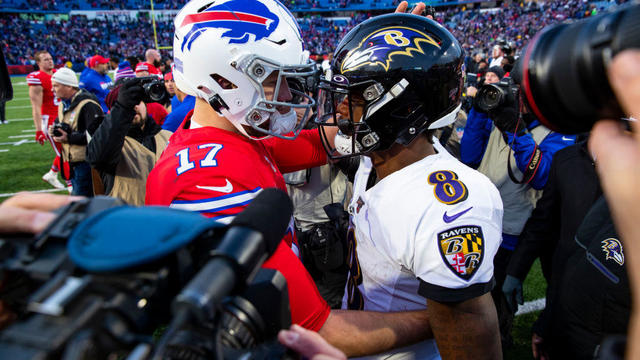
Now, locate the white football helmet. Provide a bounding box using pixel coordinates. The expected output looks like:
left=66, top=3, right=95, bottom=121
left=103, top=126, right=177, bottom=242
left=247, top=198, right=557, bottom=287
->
left=173, top=0, right=317, bottom=139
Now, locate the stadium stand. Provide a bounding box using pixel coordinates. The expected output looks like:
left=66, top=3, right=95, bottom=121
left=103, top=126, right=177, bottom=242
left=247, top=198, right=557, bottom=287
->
left=0, top=0, right=611, bottom=70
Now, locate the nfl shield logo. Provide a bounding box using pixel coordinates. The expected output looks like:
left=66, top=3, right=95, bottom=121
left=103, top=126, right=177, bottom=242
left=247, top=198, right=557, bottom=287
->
left=437, top=225, right=485, bottom=280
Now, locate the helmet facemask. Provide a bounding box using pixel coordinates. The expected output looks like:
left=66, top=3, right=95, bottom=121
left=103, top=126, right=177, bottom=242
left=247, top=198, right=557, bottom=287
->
left=222, top=54, right=318, bottom=140
left=316, top=75, right=417, bottom=159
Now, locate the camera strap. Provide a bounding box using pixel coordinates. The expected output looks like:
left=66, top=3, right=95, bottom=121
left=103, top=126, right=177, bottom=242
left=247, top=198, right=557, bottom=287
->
left=507, top=144, right=541, bottom=185
left=505, top=115, right=542, bottom=185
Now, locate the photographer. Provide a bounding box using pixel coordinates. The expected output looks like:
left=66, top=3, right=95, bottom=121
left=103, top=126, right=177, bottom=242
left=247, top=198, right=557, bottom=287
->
left=49, top=67, right=103, bottom=197
left=87, top=78, right=171, bottom=206
left=459, top=62, right=576, bottom=349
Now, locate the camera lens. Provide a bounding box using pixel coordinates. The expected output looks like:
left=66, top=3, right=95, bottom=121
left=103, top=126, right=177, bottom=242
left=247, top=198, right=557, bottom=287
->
left=518, top=4, right=640, bottom=134
left=147, top=82, right=166, bottom=102
left=475, top=84, right=504, bottom=113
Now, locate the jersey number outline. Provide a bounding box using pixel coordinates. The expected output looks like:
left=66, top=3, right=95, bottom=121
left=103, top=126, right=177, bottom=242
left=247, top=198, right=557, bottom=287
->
left=346, top=227, right=364, bottom=310
left=427, top=170, right=469, bottom=205
left=175, top=143, right=224, bottom=175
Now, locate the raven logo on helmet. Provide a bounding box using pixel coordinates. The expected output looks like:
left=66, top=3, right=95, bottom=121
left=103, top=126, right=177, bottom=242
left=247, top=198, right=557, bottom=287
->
left=340, top=26, right=441, bottom=73
left=180, top=0, right=280, bottom=51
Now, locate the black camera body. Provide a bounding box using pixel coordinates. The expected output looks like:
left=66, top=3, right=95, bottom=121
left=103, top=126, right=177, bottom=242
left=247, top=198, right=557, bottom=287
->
left=0, top=196, right=294, bottom=360
left=137, top=76, right=170, bottom=104
left=52, top=122, right=72, bottom=137
left=474, top=77, right=519, bottom=113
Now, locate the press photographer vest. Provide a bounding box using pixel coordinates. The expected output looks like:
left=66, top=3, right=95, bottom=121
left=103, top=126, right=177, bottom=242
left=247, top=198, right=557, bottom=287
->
left=108, top=130, right=171, bottom=206
left=58, top=98, right=100, bottom=163
left=477, top=125, right=551, bottom=235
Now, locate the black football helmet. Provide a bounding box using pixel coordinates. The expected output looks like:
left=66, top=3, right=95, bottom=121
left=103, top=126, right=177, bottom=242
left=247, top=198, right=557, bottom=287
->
left=316, top=13, right=464, bottom=158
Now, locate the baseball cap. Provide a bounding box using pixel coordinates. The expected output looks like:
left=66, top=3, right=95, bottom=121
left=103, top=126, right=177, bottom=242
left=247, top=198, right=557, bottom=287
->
left=52, top=67, right=79, bottom=88
left=163, top=72, right=173, bottom=81
left=90, top=55, right=110, bottom=68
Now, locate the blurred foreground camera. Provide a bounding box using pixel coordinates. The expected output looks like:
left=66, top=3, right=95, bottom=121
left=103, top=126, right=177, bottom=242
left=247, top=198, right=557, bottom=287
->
left=515, top=3, right=640, bottom=134
left=138, top=76, right=169, bottom=104
left=474, top=77, right=519, bottom=113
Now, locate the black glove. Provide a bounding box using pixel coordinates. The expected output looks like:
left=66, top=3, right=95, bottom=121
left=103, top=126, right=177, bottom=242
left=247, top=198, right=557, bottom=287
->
left=116, top=78, right=145, bottom=110
left=490, top=106, right=526, bottom=135
left=502, top=274, right=524, bottom=313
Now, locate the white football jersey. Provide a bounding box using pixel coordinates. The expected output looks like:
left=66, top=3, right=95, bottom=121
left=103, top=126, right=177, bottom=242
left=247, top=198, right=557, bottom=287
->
left=342, top=141, right=503, bottom=359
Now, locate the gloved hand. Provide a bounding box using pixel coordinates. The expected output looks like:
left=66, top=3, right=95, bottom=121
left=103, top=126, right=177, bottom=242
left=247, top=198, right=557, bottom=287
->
left=490, top=106, right=526, bottom=135
left=116, top=78, right=145, bottom=110
left=502, top=274, right=524, bottom=313
left=35, top=130, right=47, bottom=145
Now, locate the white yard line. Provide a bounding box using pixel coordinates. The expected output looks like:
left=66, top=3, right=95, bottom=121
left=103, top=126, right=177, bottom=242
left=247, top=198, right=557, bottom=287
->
left=6, top=105, right=32, bottom=109
left=515, top=298, right=545, bottom=316
left=4, top=118, right=34, bottom=122
left=0, top=139, right=34, bottom=146
left=0, top=188, right=66, bottom=198
left=0, top=149, right=8, bottom=153
left=8, top=135, right=34, bottom=139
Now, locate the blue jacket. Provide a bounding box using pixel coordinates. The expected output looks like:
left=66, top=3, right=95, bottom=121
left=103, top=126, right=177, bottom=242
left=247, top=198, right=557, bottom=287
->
left=460, top=108, right=576, bottom=190
left=79, top=68, right=113, bottom=113
left=162, top=95, right=196, bottom=132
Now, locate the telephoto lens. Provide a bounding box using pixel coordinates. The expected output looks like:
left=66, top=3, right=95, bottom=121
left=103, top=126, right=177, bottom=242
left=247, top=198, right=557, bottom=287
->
left=517, top=3, right=640, bottom=134
left=475, top=83, right=509, bottom=112
left=144, top=80, right=167, bottom=103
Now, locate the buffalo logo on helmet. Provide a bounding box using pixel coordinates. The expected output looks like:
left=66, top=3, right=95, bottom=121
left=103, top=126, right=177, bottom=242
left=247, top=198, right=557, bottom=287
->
left=180, top=0, right=280, bottom=51
left=601, top=238, right=624, bottom=266
left=437, top=225, right=484, bottom=280
left=340, top=26, right=441, bottom=73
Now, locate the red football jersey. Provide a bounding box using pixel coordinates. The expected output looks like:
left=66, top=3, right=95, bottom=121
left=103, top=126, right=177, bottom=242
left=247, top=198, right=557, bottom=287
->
left=146, top=114, right=330, bottom=331
left=141, top=62, right=162, bottom=78
left=27, top=69, right=59, bottom=120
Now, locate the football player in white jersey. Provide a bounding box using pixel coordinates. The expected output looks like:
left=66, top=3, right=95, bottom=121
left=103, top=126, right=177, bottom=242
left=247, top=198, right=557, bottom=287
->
left=316, top=13, right=503, bottom=359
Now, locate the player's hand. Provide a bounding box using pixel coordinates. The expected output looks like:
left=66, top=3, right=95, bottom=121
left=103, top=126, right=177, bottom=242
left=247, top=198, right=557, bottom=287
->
left=116, top=78, right=145, bottom=110
left=531, top=332, right=548, bottom=360
left=394, top=1, right=430, bottom=18
left=278, top=324, right=347, bottom=360
left=0, top=192, right=82, bottom=234
left=35, top=130, right=47, bottom=145
left=502, top=275, right=523, bottom=313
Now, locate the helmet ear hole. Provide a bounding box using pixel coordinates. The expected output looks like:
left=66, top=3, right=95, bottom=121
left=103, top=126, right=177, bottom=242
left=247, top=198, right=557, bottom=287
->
left=210, top=74, right=237, bottom=89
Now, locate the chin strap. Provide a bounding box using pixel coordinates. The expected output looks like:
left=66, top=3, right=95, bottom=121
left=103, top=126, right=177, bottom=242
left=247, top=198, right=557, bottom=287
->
left=208, top=94, right=228, bottom=114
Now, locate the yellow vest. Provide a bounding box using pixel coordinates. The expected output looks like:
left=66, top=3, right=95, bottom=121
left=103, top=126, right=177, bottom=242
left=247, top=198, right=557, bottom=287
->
left=58, top=98, right=100, bottom=163
left=108, top=130, right=171, bottom=206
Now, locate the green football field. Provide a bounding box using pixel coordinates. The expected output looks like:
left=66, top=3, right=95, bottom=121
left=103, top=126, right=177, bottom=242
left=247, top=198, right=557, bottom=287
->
left=0, top=76, right=69, bottom=198
left=0, top=75, right=546, bottom=359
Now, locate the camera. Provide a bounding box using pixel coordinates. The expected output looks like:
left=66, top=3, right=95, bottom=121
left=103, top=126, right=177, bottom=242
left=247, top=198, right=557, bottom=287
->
left=137, top=76, right=170, bottom=104
left=52, top=122, right=72, bottom=137
left=512, top=3, right=640, bottom=134
left=474, top=77, right=519, bottom=113
left=0, top=190, right=296, bottom=360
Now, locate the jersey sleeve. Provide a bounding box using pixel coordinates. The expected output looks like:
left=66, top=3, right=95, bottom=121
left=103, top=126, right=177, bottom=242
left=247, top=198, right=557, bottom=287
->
left=263, top=241, right=330, bottom=331
left=414, top=213, right=500, bottom=303
left=262, top=129, right=327, bottom=173
left=413, top=170, right=502, bottom=303
left=26, top=72, right=42, bottom=86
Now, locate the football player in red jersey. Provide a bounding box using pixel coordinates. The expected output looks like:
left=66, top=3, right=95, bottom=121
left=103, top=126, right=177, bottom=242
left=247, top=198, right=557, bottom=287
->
left=140, top=49, right=163, bottom=78
left=27, top=51, right=70, bottom=191
left=146, top=0, right=436, bottom=356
